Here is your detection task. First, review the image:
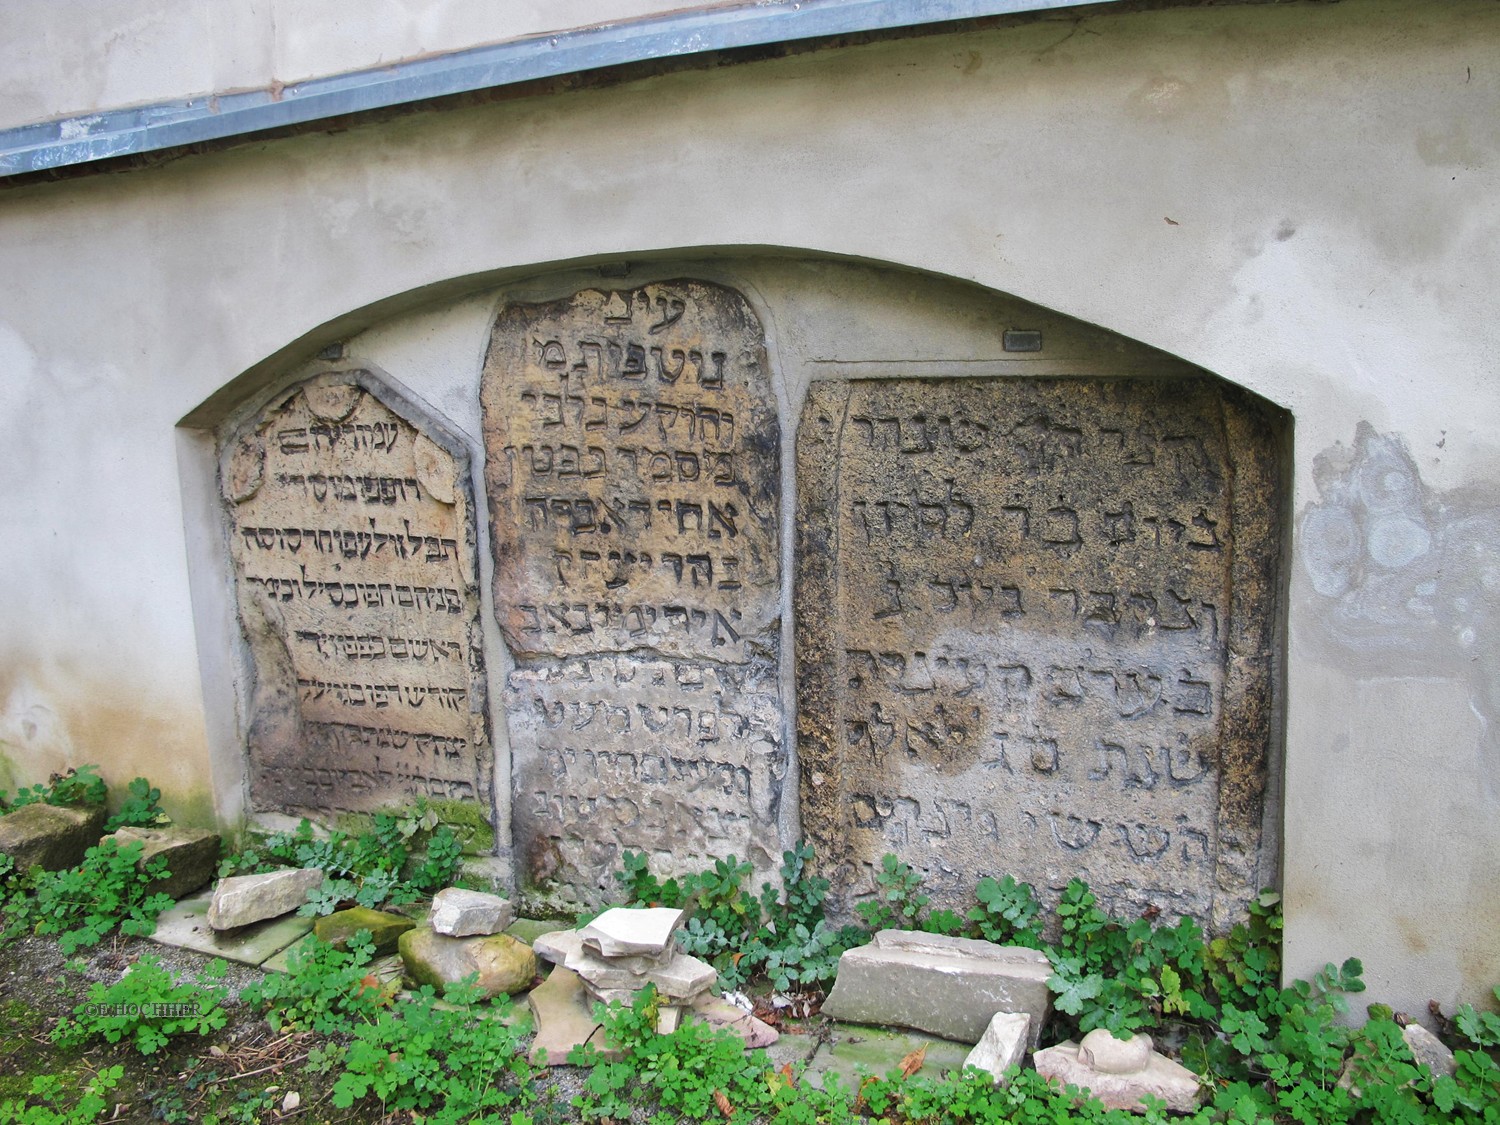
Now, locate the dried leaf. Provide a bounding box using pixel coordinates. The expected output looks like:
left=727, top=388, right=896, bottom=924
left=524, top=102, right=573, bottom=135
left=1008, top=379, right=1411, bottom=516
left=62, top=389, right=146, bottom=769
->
left=779, top=1062, right=797, bottom=1088
left=714, top=1089, right=734, bottom=1119
left=898, top=1045, right=927, bottom=1078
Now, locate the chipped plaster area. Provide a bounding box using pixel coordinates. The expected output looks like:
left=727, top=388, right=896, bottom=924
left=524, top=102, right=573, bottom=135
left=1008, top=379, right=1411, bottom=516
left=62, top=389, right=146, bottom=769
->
left=1288, top=424, right=1500, bottom=1019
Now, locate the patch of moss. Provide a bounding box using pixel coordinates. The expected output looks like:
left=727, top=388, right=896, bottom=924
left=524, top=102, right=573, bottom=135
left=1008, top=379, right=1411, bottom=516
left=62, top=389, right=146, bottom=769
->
left=430, top=799, right=495, bottom=854
left=158, top=787, right=217, bottom=830
left=0, top=998, right=42, bottom=1034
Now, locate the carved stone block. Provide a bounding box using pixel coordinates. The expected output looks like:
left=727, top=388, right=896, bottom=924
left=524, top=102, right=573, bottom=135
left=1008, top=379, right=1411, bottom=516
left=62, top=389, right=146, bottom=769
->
left=796, top=378, right=1281, bottom=932
left=222, top=373, right=491, bottom=828
left=481, top=282, right=783, bottom=906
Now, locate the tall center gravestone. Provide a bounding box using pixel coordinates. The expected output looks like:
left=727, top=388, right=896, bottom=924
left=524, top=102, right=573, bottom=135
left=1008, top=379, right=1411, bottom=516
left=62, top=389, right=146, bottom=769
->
left=797, top=377, right=1280, bottom=932
left=222, top=374, right=492, bottom=826
left=481, top=282, right=783, bottom=907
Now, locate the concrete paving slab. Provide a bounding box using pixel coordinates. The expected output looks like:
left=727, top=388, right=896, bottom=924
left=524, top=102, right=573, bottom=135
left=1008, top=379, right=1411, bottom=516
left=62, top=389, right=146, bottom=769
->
left=803, top=1023, right=973, bottom=1090
left=149, top=890, right=314, bottom=967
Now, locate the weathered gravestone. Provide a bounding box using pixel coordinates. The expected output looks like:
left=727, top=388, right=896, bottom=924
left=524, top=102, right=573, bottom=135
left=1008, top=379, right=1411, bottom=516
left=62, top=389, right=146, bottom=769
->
left=797, top=377, right=1280, bottom=931
left=223, top=373, right=491, bottom=823
left=481, top=281, right=782, bottom=907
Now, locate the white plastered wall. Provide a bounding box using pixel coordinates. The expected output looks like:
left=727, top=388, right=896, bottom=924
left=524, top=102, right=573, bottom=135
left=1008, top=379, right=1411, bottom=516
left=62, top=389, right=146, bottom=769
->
left=0, top=0, right=1496, bottom=1020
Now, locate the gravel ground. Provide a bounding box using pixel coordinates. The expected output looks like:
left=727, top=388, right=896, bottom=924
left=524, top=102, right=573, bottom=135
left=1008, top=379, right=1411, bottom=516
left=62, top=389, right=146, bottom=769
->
left=0, top=930, right=618, bottom=1125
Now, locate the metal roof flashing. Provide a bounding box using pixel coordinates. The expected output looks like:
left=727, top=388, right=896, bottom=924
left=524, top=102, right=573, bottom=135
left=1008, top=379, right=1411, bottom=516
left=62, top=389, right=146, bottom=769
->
left=0, top=0, right=1121, bottom=180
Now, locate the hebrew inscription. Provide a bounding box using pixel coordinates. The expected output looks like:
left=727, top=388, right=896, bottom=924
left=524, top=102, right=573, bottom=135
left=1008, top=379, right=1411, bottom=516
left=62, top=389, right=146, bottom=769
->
left=224, top=375, right=490, bottom=823
left=482, top=282, right=782, bottom=905
left=797, top=378, right=1280, bottom=932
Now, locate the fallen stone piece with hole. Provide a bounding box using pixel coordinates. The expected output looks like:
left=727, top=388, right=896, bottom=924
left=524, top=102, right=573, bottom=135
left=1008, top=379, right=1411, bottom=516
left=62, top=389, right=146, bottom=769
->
left=964, top=1011, right=1031, bottom=1084
left=111, top=825, right=221, bottom=900
left=527, top=967, right=621, bottom=1066
left=399, top=926, right=538, bottom=998
left=313, top=906, right=414, bottom=954
left=430, top=887, right=515, bottom=937
left=207, top=867, right=323, bottom=930
left=1033, top=1029, right=1204, bottom=1113
left=579, top=906, right=684, bottom=958
left=0, top=802, right=107, bottom=873
left=820, top=930, right=1052, bottom=1046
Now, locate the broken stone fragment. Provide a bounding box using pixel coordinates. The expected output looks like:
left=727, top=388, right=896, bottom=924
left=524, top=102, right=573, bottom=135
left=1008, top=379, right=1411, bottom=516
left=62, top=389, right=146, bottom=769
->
left=0, top=802, right=107, bottom=873
left=574, top=949, right=718, bottom=1003
left=1403, top=1024, right=1456, bottom=1080
left=111, top=826, right=221, bottom=901
left=533, top=927, right=668, bottom=974
left=964, top=1012, right=1031, bottom=1084
left=207, top=867, right=323, bottom=930
left=656, top=1005, right=682, bottom=1034
left=1034, top=1029, right=1204, bottom=1114
left=531, top=927, right=581, bottom=967
left=689, top=994, right=780, bottom=1049
left=313, top=906, right=415, bottom=954
left=398, top=926, right=538, bottom=999
left=430, top=887, right=516, bottom=937
left=821, top=930, right=1053, bottom=1046
left=533, top=925, right=708, bottom=1001
left=527, top=967, right=620, bottom=1066
left=579, top=906, right=684, bottom=958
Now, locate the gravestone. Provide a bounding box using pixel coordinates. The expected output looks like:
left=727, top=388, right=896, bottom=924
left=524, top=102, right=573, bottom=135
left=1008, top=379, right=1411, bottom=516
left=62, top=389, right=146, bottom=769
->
left=481, top=281, right=782, bottom=906
left=797, top=377, right=1280, bottom=931
left=223, top=373, right=491, bottom=823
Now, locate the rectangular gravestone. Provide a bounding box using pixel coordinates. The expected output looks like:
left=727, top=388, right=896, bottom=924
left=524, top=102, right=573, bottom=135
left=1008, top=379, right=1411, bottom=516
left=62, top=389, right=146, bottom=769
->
left=481, top=281, right=783, bottom=907
left=223, top=373, right=491, bottom=824
left=797, top=377, right=1280, bottom=932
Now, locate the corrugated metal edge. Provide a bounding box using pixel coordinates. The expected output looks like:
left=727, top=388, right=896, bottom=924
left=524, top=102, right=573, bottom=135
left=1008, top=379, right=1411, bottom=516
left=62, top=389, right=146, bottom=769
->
left=0, top=0, right=1115, bottom=176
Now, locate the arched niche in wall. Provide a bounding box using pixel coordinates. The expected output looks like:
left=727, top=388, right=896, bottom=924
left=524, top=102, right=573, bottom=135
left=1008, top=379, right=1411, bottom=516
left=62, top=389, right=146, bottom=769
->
left=177, top=251, right=1288, bottom=927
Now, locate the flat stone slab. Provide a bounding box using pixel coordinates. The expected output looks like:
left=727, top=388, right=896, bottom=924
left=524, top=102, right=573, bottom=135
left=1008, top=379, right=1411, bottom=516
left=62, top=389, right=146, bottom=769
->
left=804, top=1023, right=972, bottom=1090
left=528, top=967, right=620, bottom=1066
left=1034, top=1031, right=1204, bottom=1114
left=0, top=802, right=105, bottom=872
left=149, top=890, right=313, bottom=967
left=111, top=826, right=221, bottom=901
left=579, top=907, right=684, bottom=958
left=965, top=1012, right=1031, bottom=1084
left=208, top=867, right=323, bottom=930
left=431, top=887, right=515, bottom=937
left=820, top=931, right=1052, bottom=1045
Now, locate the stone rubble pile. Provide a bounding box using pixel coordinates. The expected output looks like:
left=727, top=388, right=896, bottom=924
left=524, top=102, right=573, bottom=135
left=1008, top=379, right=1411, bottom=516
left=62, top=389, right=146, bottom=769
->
left=821, top=929, right=1053, bottom=1048
left=815, top=929, right=1212, bottom=1108
left=527, top=906, right=778, bottom=1066
left=1034, top=1028, right=1204, bottom=1113
left=399, top=887, right=535, bottom=999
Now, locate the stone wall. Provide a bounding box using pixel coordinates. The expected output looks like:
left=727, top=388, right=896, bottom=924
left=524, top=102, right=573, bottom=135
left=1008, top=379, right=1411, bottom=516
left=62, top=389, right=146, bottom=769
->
left=1, top=0, right=1497, bottom=1024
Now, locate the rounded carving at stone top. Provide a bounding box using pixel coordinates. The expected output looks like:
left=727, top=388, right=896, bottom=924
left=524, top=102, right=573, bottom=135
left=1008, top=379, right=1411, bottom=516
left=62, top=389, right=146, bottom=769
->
left=302, top=383, right=362, bottom=422
left=222, top=433, right=265, bottom=503
left=414, top=433, right=457, bottom=505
